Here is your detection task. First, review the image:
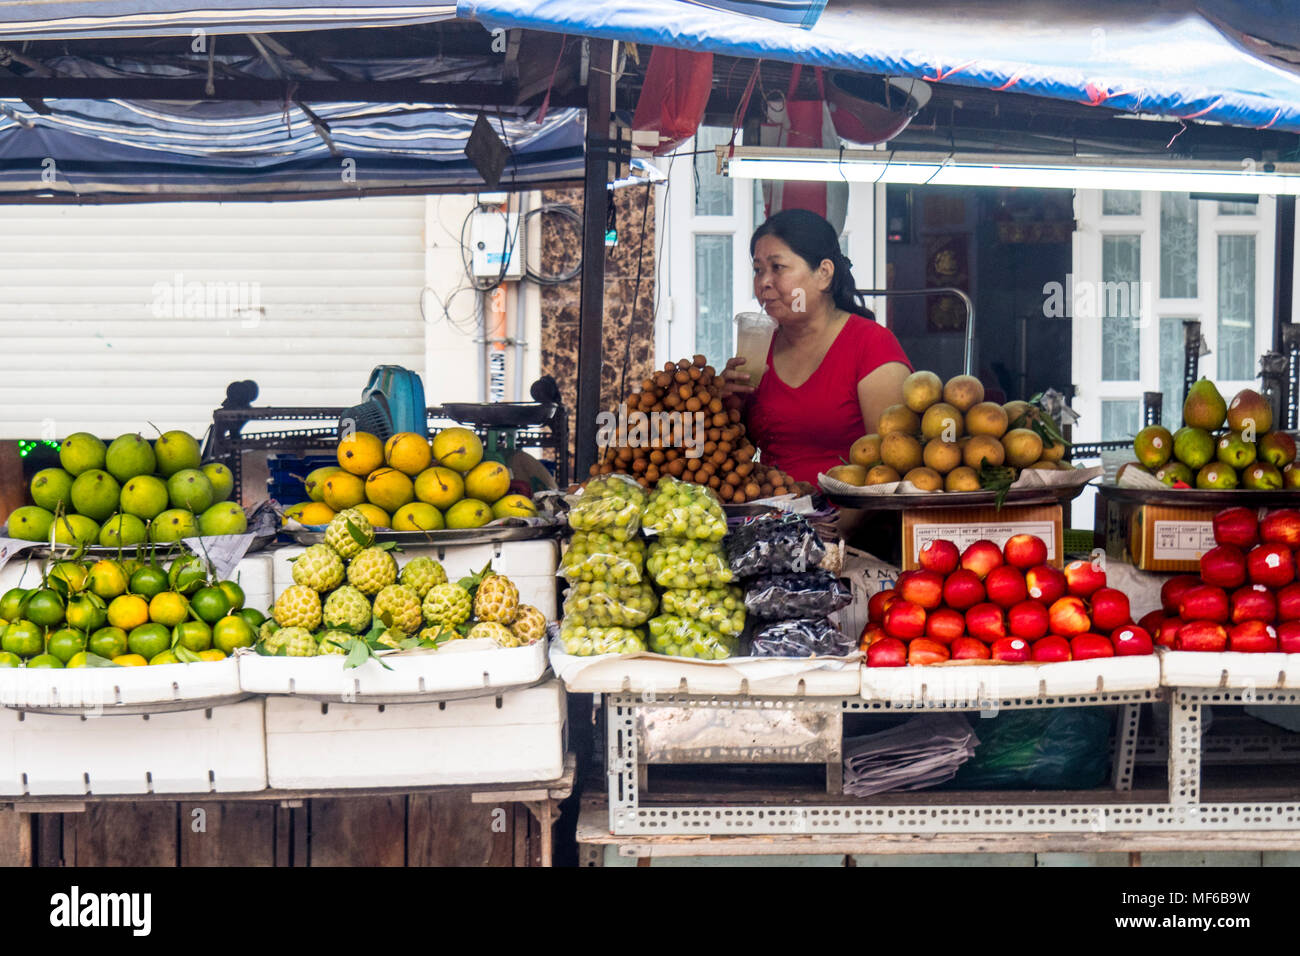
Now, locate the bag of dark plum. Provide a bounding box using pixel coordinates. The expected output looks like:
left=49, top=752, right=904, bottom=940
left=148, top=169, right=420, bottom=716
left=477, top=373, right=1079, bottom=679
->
left=726, top=513, right=826, bottom=577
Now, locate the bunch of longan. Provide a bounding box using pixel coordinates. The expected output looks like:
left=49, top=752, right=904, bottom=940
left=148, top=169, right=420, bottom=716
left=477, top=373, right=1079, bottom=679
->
left=588, top=355, right=811, bottom=503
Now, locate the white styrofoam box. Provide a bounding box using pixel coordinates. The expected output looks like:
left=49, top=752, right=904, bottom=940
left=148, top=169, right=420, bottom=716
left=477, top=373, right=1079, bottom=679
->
left=0, top=658, right=243, bottom=712
left=0, top=700, right=266, bottom=796
left=230, top=553, right=273, bottom=620
left=0, top=550, right=47, bottom=592
left=1160, top=650, right=1296, bottom=689
left=264, top=680, right=565, bottom=788
left=271, top=538, right=560, bottom=619
left=238, top=639, right=548, bottom=699
left=552, top=648, right=860, bottom=697
left=861, top=656, right=1161, bottom=705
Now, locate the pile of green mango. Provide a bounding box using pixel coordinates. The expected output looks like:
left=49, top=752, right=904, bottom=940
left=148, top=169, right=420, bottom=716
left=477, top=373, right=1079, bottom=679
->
left=1131, top=380, right=1297, bottom=490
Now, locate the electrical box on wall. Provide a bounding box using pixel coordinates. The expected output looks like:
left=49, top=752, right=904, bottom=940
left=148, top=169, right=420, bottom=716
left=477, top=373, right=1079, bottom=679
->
left=470, top=211, right=523, bottom=279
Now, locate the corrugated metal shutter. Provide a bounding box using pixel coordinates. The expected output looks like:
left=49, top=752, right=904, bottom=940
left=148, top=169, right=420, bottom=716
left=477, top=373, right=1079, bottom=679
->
left=0, top=198, right=427, bottom=439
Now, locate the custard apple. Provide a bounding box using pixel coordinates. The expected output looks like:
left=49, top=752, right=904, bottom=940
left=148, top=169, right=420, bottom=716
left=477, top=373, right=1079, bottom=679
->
left=422, top=583, right=472, bottom=626
left=510, top=604, right=547, bottom=645
left=399, top=556, right=447, bottom=598
left=322, top=585, right=372, bottom=633
left=280, top=626, right=319, bottom=657
left=273, top=584, right=322, bottom=630
left=292, top=543, right=344, bottom=592
left=317, top=629, right=352, bottom=655
left=468, top=620, right=520, bottom=647
left=419, top=624, right=461, bottom=644
left=325, top=508, right=374, bottom=560
left=346, top=546, right=398, bottom=596
left=373, top=584, right=423, bottom=635
left=474, top=573, right=519, bottom=624
left=260, top=625, right=289, bottom=654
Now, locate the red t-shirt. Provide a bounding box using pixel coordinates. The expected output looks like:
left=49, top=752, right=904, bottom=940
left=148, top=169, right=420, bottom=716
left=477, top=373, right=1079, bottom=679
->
left=747, top=314, right=912, bottom=485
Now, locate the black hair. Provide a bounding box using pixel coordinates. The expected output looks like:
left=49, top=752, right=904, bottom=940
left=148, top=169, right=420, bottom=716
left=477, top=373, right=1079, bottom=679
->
left=750, top=208, right=861, bottom=314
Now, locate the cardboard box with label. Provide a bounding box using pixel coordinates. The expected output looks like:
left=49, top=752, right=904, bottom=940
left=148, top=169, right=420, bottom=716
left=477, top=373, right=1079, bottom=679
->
left=1102, top=500, right=1216, bottom=572
left=901, top=504, right=1064, bottom=570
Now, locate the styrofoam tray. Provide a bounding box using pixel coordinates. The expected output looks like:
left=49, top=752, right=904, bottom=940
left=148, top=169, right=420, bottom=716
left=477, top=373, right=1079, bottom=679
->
left=0, top=699, right=267, bottom=796
left=861, top=656, right=1161, bottom=705
left=237, top=639, right=548, bottom=701
left=264, top=680, right=566, bottom=788
left=549, top=640, right=860, bottom=696
left=1159, top=650, right=1300, bottom=689
left=0, top=658, right=245, bottom=714
left=271, top=538, right=560, bottom=619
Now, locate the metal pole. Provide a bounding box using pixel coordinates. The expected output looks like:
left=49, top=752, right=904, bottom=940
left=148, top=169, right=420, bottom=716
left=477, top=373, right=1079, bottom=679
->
left=855, top=287, right=976, bottom=374
left=1274, top=196, right=1296, bottom=425
left=574, top=40, right=614, bottom=480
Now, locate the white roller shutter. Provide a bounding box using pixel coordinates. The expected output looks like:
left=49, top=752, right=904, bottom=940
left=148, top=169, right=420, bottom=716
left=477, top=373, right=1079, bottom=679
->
left=0, top=197, right=428, bottom=439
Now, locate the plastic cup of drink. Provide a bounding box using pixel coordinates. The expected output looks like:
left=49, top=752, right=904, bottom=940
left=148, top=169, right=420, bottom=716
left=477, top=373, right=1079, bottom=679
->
left=733, top=312, right=776, bottom=386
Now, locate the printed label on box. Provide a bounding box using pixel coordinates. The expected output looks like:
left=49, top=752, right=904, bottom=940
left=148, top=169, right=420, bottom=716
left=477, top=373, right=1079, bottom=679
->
left=912, top=522, right=1058, bottom=561
left=1151, top=520, right=1216, bottom=561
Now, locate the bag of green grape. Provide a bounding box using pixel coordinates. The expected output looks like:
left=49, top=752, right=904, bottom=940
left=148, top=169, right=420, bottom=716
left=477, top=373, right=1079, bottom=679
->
left=646, top=538, right=733, bottom=589
left=560, top=621, right=648, bottom=656
left=563, top=580, right=659, bottom=627
left=560, top=531, right=646, bottom=584
left=660, top=585, right=746, bottom=640
left=565, top=474, right=647, bottom=542
left=647, top=613, right=739, bottom=660
left=641, top=475, right=727, bottom=541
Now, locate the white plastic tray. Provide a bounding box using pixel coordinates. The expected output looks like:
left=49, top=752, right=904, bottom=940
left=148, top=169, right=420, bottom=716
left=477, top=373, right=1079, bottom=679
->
left=549, top=640, right=861, bottom=696
left=263, top=679, right=566, bottom=788
left=0, top=658, right=245, bottom=714
left=1159, top=649, right=1300, bottom=689
left=0, top=699, right=267, bottom=796
left=237, top=639, right=548, bottom=701
left=861, top=656, right=1161, bottom=705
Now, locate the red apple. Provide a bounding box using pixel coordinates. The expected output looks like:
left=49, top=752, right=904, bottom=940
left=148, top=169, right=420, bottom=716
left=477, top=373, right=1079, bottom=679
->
left=867, top=637, right=908, bottom=667
left=899, top=569, right=945, bottom=610
left=1089, top=587, right=1132, bottom=632
left=1111, top=625, right=1154, bottom=656
left=908, top=637, right=951, bottom=666
left=1278, top=583, right=1300, bottom=622
left=1048, top=596, right=1092, bottom=635
left=1229, top=620, right=1279, bottom=653
left=984, top=565, right=1029, bottom=609
left=1024, top=565, right=1067, bottom=605
left=991, top=637, right=1031, bottom=662
left=1213, top=506, right=1260, bottom=548
left=1064, top=559, right=1107, bottom=598
left=1161, top=575, right=1203, bottom=616
left=868, top=588, right=899, bottom=624
left=918, top=538, right=960, bottom=575
left=1003, top=534, right=1048, bottom=569
left=965, top=603, right=1007, bottom=642
left=960, top=539, right=1004, bottom=580
left=1175, top=620, right=1228, bottom=652
left=883, top=599, right=927, bottom=640
left=1199, top=544, right=1247, bottom=590
left=1247, top=544, right=1295, bottom=589
left=942, top=569, right=986, bottom=611
left=1007, top=600, right=1050, bottom=640
left=950, top=636, right=991, bottom=661
left=1278, top=621, right=1300, bottom=653
left=1178, top=584, right=1230, bottom=624
left=858, top=624, right=889, bottom=650
left=1031, top=635, right=1072, bottom=662
left=1261, top=509, right=1300, bottom=548
left=925, top=608, right=966, bottom=646
left=1230, top=584, right=1277, bottom=624
left=1139, top=609, right=1165, bottom=633
left=1071, top=633, right=1115, bottom=660
left=1155, top=617, right=1184, bottom=648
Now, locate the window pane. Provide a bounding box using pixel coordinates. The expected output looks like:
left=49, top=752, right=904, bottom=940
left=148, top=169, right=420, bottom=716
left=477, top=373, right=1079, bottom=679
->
left=1159, top=317, right=1192, bottom=429
left=1217, top=235, right=1256, bottom=380
left=1102, top=235, right=1141, bottom=381
left=1160, top=193, right=1197, bottom=298
left=1102, top=400, right=1142, bottom=442
left=693, top=126, right=734, bottom=216
left=1219, top=200, right=1257, bottom=215
left=695, top=234, right=733, bottom=366
left=1102, top=190, right=1141, bottom=215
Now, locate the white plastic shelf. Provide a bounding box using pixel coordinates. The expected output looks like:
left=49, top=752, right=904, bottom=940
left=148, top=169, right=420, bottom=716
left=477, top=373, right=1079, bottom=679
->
left=0, top=658, right=245, bottom=713
left=1160, top=650, right=1300, bottom=689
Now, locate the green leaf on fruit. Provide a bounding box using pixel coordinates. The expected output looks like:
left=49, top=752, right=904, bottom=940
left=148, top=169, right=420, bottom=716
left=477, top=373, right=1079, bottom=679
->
left=175, top=645, right=201, bottom=664
left=82, top=652, right=117, bottom=668
left=345, top=520, right=368, bottom=547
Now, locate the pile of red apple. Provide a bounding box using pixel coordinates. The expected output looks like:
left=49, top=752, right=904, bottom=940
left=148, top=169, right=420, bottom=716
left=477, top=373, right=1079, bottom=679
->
left=861, top=534, right=1154, bottom=667
left=1145, top=507, right=1300, bottom=653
